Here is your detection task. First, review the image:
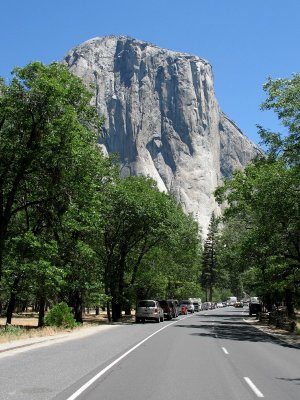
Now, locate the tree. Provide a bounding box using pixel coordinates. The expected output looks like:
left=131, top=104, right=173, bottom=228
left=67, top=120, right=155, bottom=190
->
left=96, top=175, right=201, bottom=322
left=215, top=74, right=300, bottom=316
left=201, top=213, right=218, bottom=302
left=258, top=73, right=300, bottom=165
left=132, top=210, right=202, bottom=302
left=0, top=62, right=109, bottom=322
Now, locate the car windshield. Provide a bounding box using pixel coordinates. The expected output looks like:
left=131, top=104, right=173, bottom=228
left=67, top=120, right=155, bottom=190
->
left=138, top=300, right=155, bottom=307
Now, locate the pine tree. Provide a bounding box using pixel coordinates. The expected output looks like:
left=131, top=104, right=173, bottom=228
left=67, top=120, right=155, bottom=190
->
left=201, top=213, right=218, bottom=302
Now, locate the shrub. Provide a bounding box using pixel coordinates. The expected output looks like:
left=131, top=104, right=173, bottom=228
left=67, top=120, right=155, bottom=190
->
left=0, top=324, right=23, bottom=336
left=44, top=302, right=77, bottom=329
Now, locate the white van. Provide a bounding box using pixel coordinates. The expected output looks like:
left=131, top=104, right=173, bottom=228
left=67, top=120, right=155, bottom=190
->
left=227, top=296, right=237, bottom=306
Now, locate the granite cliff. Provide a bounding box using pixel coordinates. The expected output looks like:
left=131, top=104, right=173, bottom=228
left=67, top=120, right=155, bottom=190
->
left=63, top=36, right=261, bottom=236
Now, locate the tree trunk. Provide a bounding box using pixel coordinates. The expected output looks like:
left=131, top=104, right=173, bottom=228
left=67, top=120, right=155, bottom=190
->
left=6, top=276, right=21, bottom=324
left=285, top=288, right=294, bottom=318
left=208, top=286, right=213, bottom=302
left=111, top=253, right=126, bottom=322
left=264, top=292, right=273, bottom=312
left=106, top=301, right=111, bottom=322
left=124, top=303, right=131, bottom=316
left=111, top=300, right=122, bottom=322
left=6, top=292, right=16, bottom=324
left=38, top=297, right=46, bottom=327
left=69, top=290, right=83, bottom=323
left=0, top=208, right=6, bottom=282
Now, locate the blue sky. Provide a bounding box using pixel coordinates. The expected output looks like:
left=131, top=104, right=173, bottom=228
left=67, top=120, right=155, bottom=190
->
left=1, top=0, right=299, bottom=145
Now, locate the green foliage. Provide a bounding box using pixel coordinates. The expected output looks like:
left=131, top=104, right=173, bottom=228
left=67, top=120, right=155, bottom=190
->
left=97, top=175, right=202, bottom=320
left=201, top=213, right=219, bottom=301
left=212, top=288, right=232, bottom=303
left=0, top=325, right=22, bottom=337
left=0, top=61, right=203, bottom=324
left=0, top=61, right=114, bottom=323
left=44, top=302, right=77, bottom=328
left=215, top=74, right=300, bottom=313
left=261, top=74, right=300, bottom=133
left=259, top=74, right=300, bottom=164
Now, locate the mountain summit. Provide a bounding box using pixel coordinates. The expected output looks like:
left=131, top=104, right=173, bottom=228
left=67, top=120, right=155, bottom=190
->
left=64, top=36, right=261, bottom=235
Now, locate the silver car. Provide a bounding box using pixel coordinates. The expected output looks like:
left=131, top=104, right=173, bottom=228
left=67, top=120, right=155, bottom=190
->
left=135, top=300, right=164, bottom=323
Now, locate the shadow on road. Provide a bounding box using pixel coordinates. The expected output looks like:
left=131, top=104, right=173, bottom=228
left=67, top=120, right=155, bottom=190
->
left=275, top=377, right=300, bottom=385
left=174, top=314, right=299, bottom=349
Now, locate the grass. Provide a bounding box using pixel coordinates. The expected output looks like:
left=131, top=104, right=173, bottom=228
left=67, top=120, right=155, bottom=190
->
left=0, top=323, right=81, bottom=344
left=0, top=311, right=133, bottom=344
left=0, top=313, right=97, bottom=344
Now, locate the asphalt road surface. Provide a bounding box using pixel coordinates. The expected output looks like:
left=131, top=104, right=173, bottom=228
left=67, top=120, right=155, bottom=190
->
left=0, top=307, right=299, bottom=400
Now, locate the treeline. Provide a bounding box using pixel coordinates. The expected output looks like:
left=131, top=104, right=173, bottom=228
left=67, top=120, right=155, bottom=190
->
left=0, top=62, right=203, bottom=324
left=2, top=61, right=298, bottom=326
left=202, top=74, right=300, bottom=317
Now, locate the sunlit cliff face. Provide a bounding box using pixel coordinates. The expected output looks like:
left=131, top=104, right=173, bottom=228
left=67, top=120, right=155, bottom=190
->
left=64, top=36, right=261, bottom=236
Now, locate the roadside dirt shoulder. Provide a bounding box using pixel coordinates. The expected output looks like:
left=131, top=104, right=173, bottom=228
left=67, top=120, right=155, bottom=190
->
left=0, top=324, right=119, bottom=356
left=246, top=317, right=300, bottom=348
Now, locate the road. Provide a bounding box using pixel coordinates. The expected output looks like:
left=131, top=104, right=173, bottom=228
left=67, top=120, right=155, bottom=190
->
left=0, top=307, right=299, bottom=400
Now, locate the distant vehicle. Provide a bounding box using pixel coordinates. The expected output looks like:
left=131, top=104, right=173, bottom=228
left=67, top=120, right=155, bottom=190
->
left=249, top=298, right=262, bottom=316
left=179, top=300, right=194, bottom=313
left=189, top=298, right=202, bottom=311
left=135, top=300, right=164, bottom=323
left=179, top=304, right=188, bottom=315
left=159, top=300, right=174, bottom=320
left=234, top=301, right=244, bottom=308
left=167, top=299, right=179, bottom=317
left=227, top=296, right=237, bottom=306
left=216, top=302, right=223, bottom=308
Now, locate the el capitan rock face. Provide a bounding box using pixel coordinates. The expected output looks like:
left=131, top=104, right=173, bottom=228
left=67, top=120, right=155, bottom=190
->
left=64, top=36, right=261, bottom=235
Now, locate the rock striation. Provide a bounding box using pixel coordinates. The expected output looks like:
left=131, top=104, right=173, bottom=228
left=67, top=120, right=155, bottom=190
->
left=63, top=36, right=261, bottom=236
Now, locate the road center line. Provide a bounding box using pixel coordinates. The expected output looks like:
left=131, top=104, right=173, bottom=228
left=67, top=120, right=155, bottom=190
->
left=65, top=320, right=178, bottom=400
left=222, top=347, right=229, bottom=354
left=244, top=377, right=264, bottom=397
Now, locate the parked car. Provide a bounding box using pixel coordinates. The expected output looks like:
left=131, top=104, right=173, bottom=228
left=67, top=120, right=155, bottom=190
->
left=159, top=300, right=174, bottom=320
left=234, top=301, right=244, bottom=308
left=216, top=302, right=224, bottom=308
left=167, top=299, right=179, bottom=317
left=179, top=304, right=188, bottom=315
left=135, top=300, right=164, bottom=323
left=249, top=299, right=262, bottom=316
left=179, top=300, right=194, bottom=313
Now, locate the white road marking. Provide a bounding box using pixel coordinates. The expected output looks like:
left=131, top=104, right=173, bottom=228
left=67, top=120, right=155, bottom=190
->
left=222, top=347, right=229, bottom=354
left=65, top=320, right=178, bottom=400
left=244, top=377, right=264, bottom=397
